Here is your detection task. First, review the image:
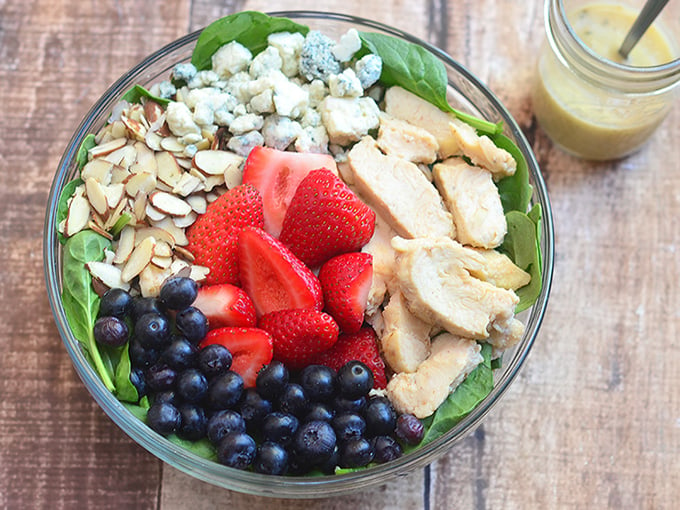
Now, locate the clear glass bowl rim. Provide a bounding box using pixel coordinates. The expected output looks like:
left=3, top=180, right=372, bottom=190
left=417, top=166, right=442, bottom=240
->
left=43, top=10, right=554, bottom=499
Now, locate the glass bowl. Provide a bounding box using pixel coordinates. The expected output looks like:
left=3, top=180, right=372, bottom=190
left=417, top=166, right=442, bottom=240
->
left=43, top=11, right=554, bottom=498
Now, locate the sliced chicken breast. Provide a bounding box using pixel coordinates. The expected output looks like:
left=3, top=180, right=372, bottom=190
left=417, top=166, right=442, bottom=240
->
left=377, top=113, right=439, bottom=164
left=380, top=292, right=432, bottom=373
left=448, top=120, right=516, bottom=179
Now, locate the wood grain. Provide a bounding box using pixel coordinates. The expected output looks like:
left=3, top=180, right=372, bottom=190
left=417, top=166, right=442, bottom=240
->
left=1, top=0, right=679, bottom=508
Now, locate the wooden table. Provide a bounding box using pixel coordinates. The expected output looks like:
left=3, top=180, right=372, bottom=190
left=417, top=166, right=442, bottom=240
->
left=2, top=0, right=678, bottom=508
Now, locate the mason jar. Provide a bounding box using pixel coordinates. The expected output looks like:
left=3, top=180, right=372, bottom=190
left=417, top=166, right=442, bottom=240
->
left=532, top=0, right=680, bottom=160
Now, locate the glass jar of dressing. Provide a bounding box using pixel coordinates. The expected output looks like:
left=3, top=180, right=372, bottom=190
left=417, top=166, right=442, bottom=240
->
left=532, top=0, right=680, bottom=160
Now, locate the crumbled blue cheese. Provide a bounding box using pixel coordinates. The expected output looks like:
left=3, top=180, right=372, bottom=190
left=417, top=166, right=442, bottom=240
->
left=171, top=63, right=197, bottom=85
left=249, top=46, right=283, bottom=78
left=298, top=31, right=342, bottom=83
left=332, top=29, right=362, bottom=62
left=227, top=130, right=264, bottom=157
left=268, top=31, right=306, bottom=77
left=187, top=70, right=221, bottom=89
left=295, top=125, right=330, bottom=154
left=305, top=79, right=328, bottom=108
left=229, top=113, right=264, bottom=135
left=354, top=54, right=382, bottom=89
left=328, top=68, right=363, bottom=98
left=156, top=81, right=177, bottom=99
left=300, top=108, right=322, bottom=128
left=212, top=41, right=253, bottom=79
left=273, top=78, right=309, bottom=118
left=262, top=114, right=302, bottom=151
left=250, top=89, right=275, bottom=114
left=225, top=72, right=254, bottom=104
left=166, top=101, right=201, bottom=137
left=318, top=96, right=380, bottom=145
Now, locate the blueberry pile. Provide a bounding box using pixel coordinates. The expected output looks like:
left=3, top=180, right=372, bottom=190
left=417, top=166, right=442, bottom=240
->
left=93, top=277, right=425, bottom=476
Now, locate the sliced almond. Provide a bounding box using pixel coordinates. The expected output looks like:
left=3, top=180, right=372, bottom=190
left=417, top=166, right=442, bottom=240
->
left=193, top=150, right=244, bottom=177
left=154, top=180, right=174, bottom=193
left=113, top=226, right=135, bottom=264
left=202, top=174, right=225, bottom=193
left=87, top=219, right=113, bottom=240
left=149, top=191, right=192, bottom=217
left=160, top=136, right=186, bottom=153
left=154, top=240, right=173, bottom=258
left=155, top=151, right=183, bottom=188
left=102, top=183, right=125, bottom=209
left=110, top=164, right=131, bottom=185
left=149, top=216, right=188, bottom=246
left=81, top=159, right=114, bottom=185
left=135, top=143, right=157, bottom=173
left=127, top=104, right=146, bottom=123
left=145, top=202, right=167, bottom=222
left=138, top=263, right=172, bottom=298
left=110, top=120, right=128, bottom=139
left=89, top=138, right=127, bottom=159
left=186, top=194, right=207, bottom=215
left=85, top=177, right=109, bottom=216
left=189, top=265, right=210, bottom=283
left=122, top=116, right=147, bottom=141
left=64, top=192, right=91, bottom=237
left=121, top=236, right=156, bottom=282
left=103, top=197, right=127, bottom=231
left=144, top=100, right=164, bottom=125
left=135, top=226, right=176, bottom=248
left=145, top=130, right=163, bottom=151
left=125, top=172, right=156, bottom=197
left=151, top=255, right=173, bottom=269
left=173, top=245, right=195, bottom=263
left=172, top=172, right=203, bottom=197
left=87, top=261, right=130, bottom=291
left=132, top=192, right=147, bottom=223
left=172, top=211, right=197, bottom=228
left=103, top=144, right=137, bottom=169
left=176, top=157, right=193, bottom=170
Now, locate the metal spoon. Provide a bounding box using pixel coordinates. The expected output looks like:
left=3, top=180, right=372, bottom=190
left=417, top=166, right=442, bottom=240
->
left=618, top=0, right=670, bottom=59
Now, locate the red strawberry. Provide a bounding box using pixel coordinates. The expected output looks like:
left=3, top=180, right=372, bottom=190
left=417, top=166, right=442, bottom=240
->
left=185, top=184, right=263, bottom=286
left=319, top=252, right=373, bottom=334
left=242, top=146, right=338, bottom=237
left=279, top=169, right=376, bottom=267
left=238, top=226, right=323, bottom=317
left=199, top=327, right=273, bottom=387
left=258, top=309, right=339, bottom=370
left=192, top=283, right=257, bottom=329
left=311, top=327, right=387, bottom=389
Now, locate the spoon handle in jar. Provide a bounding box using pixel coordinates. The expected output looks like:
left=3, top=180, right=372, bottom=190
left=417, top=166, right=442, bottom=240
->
left=618, top=0, right=670, bottom=59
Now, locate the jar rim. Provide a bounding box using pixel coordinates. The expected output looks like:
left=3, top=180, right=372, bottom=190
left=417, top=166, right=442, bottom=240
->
left=546, top=0, right=680, bottom=92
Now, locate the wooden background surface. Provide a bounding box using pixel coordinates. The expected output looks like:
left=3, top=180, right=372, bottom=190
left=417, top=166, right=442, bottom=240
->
left=1, top=0, right=679, bottom=508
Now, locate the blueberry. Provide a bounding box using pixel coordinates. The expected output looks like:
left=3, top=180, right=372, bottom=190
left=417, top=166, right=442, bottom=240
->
left=129, top=338, right=160, bottom=369
left=277, top=383, right=308, bottom=417
left=207, top=371, right=244, bottom=410
left=338, top=437, right=374, bottom=468
left=177, top=404, right=207, bottom=441
left=146, top=402, right=180, bottom=435
left=161, top=336, right=197, bottom=370
left=99, top=288, right=133, bottom=318
left=216, top=432, right=257, bottom=469
left=176, top=368, right=208, bottom=403
left=196, top=344, right=232, bottom=378
left=395, top=414, right=425, bottom=445
left=175, top=306, right=208, bottom=344
left=93, top=316, right=129, bottom=347
left=152, top=390, right=179, bottom=407
left=304, top=402, right=335, bottom=423
left=160, top=276, right=198, bottom=310
left=371, top=435, right=403, bottom=464
left=131, top=296, right=165, bottom=321
left=317, top=446, right=340, bottom=475
left=146, top=364, right=177, bottom=392
left=299, top=365, right=336, bottom=402
left=333, top=395, right=367, bottom=415
left=253, top=441, right=289, bottom=475
left=332, top=412, right=366, bottom=442
left=238, top=388, right=272, bottom=427
left=255, top=361, right=289, bottom=400
left=207, top=410, right=246, bottom=445
left=135, top=312, right=171, bottom=349
left=262, top=412, right=299, bottom=445
left=130, top=367, right=147, bottom=398
left=364, top=396, right=397, bottom=437
left=293, top=420, right=336, bottom=466
left=336, top=361, right=373, bottom=399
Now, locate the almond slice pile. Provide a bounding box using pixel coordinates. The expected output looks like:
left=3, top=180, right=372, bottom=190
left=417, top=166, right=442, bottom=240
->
left=58, top=100, right=245, bottom=297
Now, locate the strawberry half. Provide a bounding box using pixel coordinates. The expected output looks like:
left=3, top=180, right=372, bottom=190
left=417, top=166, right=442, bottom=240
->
left=319, top=252, right=373, bottom=334
left=185, top=184, right=263, bottom=286
left=279, top=169, right=376, bottom=267
left=242, top=146, right=338, bottom=237
left=199, top=327, right=273, bottom=387
left=311, top=327, right=387, bottom=389
left=258, top=309, right=339, bottom=370
left=192, top=283, right=257, bottom=329
left=238, top=226, right=323, bottom=317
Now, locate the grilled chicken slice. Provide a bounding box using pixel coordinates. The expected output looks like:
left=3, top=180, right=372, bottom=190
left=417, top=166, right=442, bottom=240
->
left=377, top=113, right=439, bottom=164
left=361, top=212, right=399, bottom=316
left=447, top=120, right=516, bottom=179
left=469, top=248, right=531, bottom=291
left=346, top=136, right=455, bottom=239
left=380, top=292, right=432, bottom=373
left=433, top=157, right=507, bottom=249
left=386, top=333, right=483, bottom=418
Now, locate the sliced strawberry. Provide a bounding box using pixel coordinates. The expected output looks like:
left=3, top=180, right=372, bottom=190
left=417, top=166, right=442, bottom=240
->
left=279, top=169, right=376, bottom=267
left=242, top=146, right=338, bottom=237
left=199, top=327, right=273, bottom=387
left=319, top=252, right=373, bottom=334
left=185, top=184, right=263, bottom=286
left=311, top=327, right=387, bottom=389
left=238, top=226, right=323, bottom=317
left=193, top=283, right=257, bottom=329
left=258, top=309, right=339, bottom=370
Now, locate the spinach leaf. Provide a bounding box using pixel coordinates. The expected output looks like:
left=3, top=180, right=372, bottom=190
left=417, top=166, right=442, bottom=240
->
left=494, top=133, right=533, bottom=214
left=166, top=435, right=218, bottom=461
left=121, top=84, right=170, bottom=107
left=56, top=178, right=84, bottom=244
left=358, top=32, right=502, bottom=136
left=414, top=343, right=494, bottom=448
left=191, top=11, right=310, bottom=71
left=122, top=399, right=149, bottom=421
left=114, top=342, right=138, bottom=403
left=76, top=134, right=96, bottom=170
left=61, top=230, right=115, bottom=392
left=501, top=205, right=543, bottom=312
